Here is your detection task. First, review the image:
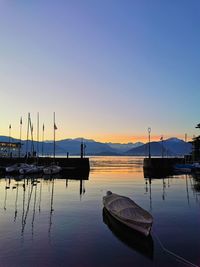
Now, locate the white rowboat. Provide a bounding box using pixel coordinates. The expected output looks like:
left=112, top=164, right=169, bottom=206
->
left=103, top=191, right=153, bottom=236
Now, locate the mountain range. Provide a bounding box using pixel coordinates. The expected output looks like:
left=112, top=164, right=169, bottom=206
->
left=0, top=136, right=192, bottom=156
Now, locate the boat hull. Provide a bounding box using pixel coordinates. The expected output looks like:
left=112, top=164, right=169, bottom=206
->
left=104, top=207, right=152, bottom=236
left=103, top=208, right=154, bottom=259
left=103, top=192, right=153, bottom=236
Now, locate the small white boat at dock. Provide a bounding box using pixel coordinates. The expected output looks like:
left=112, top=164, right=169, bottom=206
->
left=5, top=163, right=29, bottom=173
left=103, top=191, right=153, bottom=236
left=43, top=165, right=62, bottom=175
left=19, top=164, right=44, bottom=175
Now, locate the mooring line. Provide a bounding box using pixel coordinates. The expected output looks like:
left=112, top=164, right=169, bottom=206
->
left=153, top=230, right=199, bottom=267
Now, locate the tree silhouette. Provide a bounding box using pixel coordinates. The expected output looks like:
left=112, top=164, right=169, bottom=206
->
left=195, top=123, right=200, bottom=129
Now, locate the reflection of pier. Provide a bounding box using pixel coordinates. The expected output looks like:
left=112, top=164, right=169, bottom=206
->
left=1, top=169, right=90, bottom=182
left=143, top=167, right=173, bottom=179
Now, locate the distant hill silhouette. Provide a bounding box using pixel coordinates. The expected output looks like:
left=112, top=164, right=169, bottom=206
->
left=125, top=138, right=192, bottom=156
left=0, top=136, right=192, bottom=156
left=106, top=142, right=143, bottom=153
left=0, top=136, right=121, bottom=156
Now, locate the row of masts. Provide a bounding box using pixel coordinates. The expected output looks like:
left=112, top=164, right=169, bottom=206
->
left=8, top=112, right=57, bottom=158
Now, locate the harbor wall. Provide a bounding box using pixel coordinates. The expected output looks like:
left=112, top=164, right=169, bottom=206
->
left=143, top=157, right=184, bottom=171
left=0, top=157, right=90, bottom=170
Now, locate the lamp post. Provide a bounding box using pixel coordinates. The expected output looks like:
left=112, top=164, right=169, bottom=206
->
left=148, top=127, right=151, bottom=159
left=8, top=124, right=11, bottom=157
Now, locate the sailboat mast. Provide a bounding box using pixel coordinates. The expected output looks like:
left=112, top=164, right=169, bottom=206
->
left=26, top=113, right=30, bottom=156
left=19, top=117, right=22, bottom=158
left=53, top=112, right=56, bottom=159
left=37, top=112, right=39, bottom=157
left=8, top=124, right=11, bottom=157
left=29, top=115, right=34, bottom=156
left=42, top=123, right=44, bottom=156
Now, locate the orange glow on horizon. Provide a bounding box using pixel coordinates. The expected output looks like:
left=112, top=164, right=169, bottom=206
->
left=82, top=134, right=192, bottom=144
left=2, top=130, right=193, bottom=144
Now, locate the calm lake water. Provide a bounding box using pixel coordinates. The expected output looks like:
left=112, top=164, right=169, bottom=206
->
left=0, top=156, right=200, bottom=267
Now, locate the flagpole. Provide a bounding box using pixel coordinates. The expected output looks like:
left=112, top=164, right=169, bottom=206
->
left=26, top=113, right=30, bottom=157
left=29, top=114, right=34, bottom=156
left=19, top=117, right=22, bottom=158
left=53, top=112, right=55, bottom=159
left=37, top=112, right=39, bottom=157
left=42, top=123, right=44, bottom=156
left=29, top=115, right=32, bottom=155
left=8, top=124, right=11, bottom=157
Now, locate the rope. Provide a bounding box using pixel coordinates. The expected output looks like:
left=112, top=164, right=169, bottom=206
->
left=153, top=230, right=199, bottom=267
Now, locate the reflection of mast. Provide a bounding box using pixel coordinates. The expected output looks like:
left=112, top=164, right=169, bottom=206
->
left=48, top=179, right=55, bottom=235
left=31, top=181, right=37, bottom=238
left=66, top=179, right=68, bottom=188
left=185, top=174, right=190, bottom=205
left=79, top=180, right=86, bottom=200
left=167, top=177, right=170, bottom=188
left=22, top=180, right=26, bottom=225
left=14, top=183, right=19, bottom=222
left=162, top=178, right=166, bottom=201
left=80, top=180, right=83, bottom=196
left=145, top=180, right=148, bottom=193
left=4, top=179, right=10, bottom=210
left=38, top=180, right=42, bottom=212
left=149, top=178, right=152, bottom=211
left=188, top=176, right=196, bottom=200
left=22, top=182, right=34, bottom=234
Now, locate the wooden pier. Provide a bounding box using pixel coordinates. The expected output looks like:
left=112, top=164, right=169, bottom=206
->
left=0, top=156, right=90, bottom=173
left=143, top=157, right=184, bottom=178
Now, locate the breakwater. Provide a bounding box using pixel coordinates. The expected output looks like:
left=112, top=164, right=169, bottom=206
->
left=0, top=156, right=90, bottom=172
left=143, top=157, right=184, bottom=178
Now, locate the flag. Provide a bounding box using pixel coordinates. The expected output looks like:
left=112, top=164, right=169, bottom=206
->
left=9, top=124, right=11, bottom=129
left=43, top=123, right=45, bottom=131
left=160, top=136, right=163, bottom=141
left=20, top=117, right=22, bottom=125
left=54, top=123, right=57, bottom=130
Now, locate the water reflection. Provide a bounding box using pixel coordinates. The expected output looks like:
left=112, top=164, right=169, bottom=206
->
left=103, top=208, right=154, bottom=260
left=0, top=157, right=200, bottom=267
left=143, top=173, right=200, bottom=210
left=0, top=172, right=89, bottom=240
left=191, top=173, right=200, bottom=192
left=90, top=156, right=142, bottom=174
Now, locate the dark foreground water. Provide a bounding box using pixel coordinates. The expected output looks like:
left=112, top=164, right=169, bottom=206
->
left=0, top=156, right=200, bottom=267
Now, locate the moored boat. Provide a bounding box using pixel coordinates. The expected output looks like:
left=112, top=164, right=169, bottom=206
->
left=19, top=164, right=44, bottom=175
left=5, top=163, right=29, bottom=173
left=103, top=191, right=153, bottom=236
left=174, top=163, right=194, bottom=173
left=174, top=163, right=200, bottom=173
left=43, top=165, right=62, bottom=175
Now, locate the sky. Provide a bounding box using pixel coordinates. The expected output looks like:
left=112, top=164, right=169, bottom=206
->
left=0, top=0, right=200, bottom=143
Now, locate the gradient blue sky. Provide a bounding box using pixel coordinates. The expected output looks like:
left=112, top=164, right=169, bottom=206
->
left=0, top=0, right=200, bottom=142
